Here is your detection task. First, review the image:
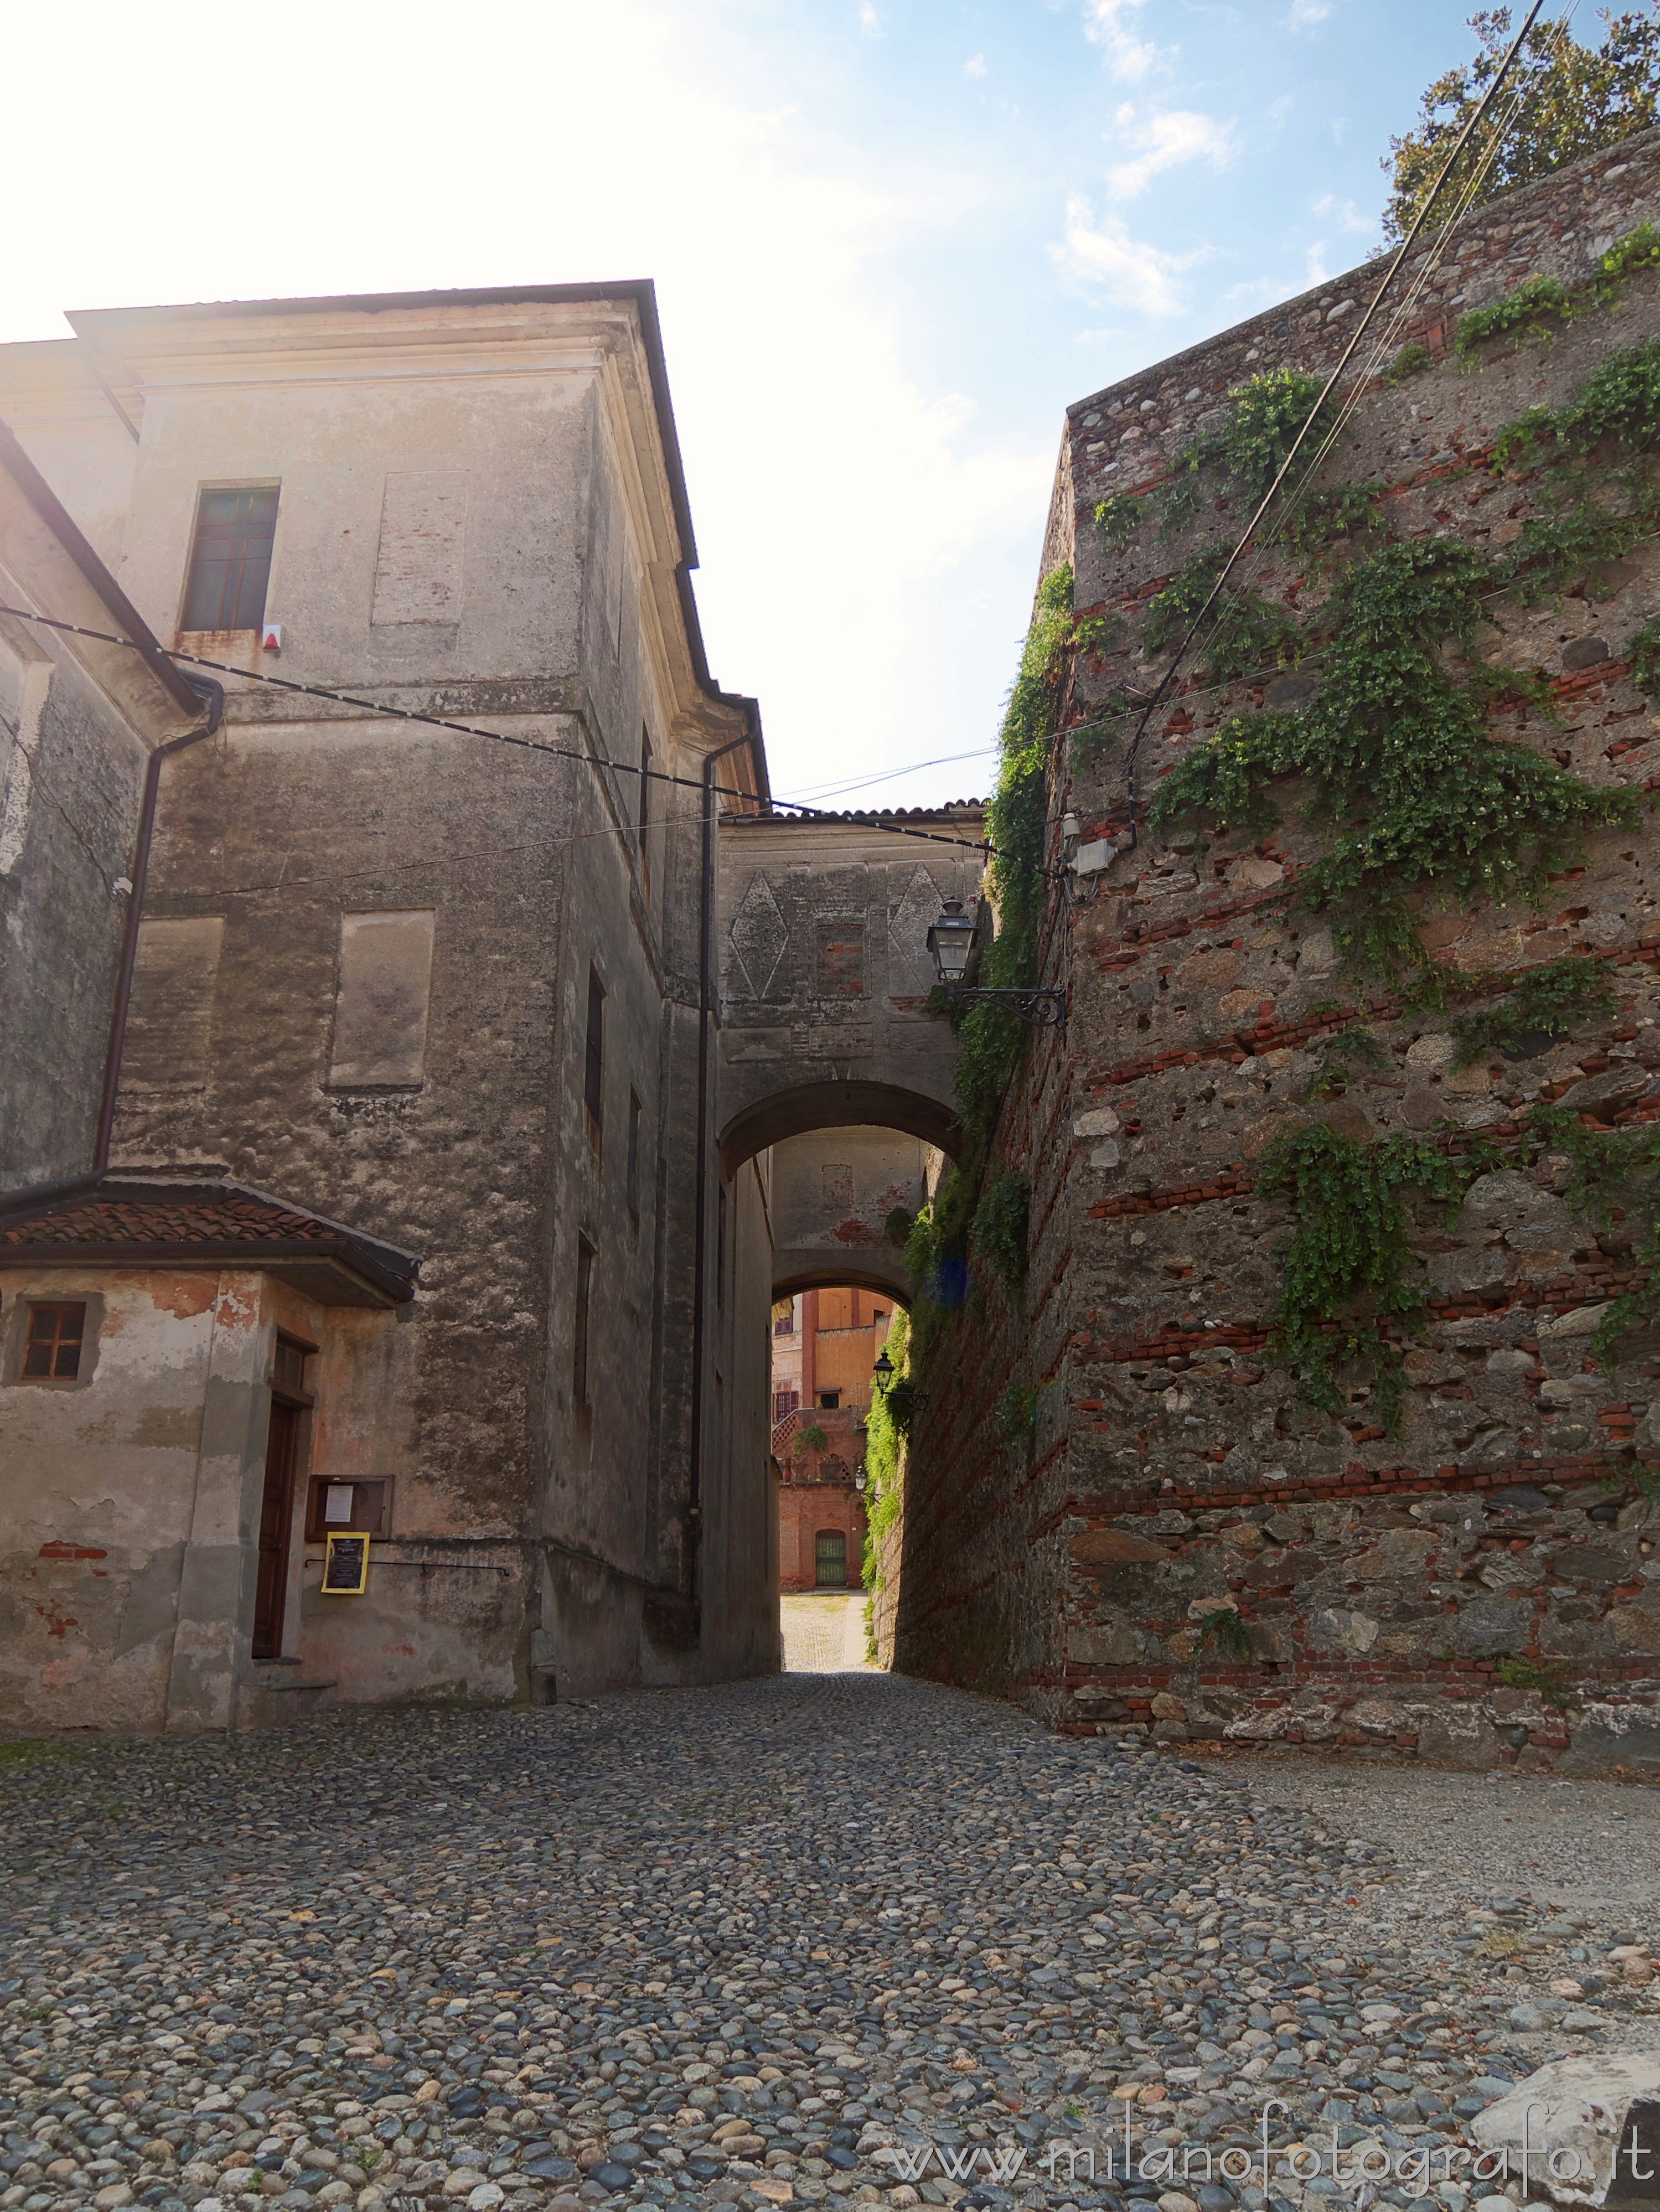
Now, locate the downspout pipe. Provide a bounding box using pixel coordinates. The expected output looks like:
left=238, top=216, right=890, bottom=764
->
left=92, top=674, right=223, bottom=1172
left=687, top=728, right=757, bottom=1620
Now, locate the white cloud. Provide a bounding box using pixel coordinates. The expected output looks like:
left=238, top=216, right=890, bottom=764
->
left=1266, top=93, right=1293, bottom=128
left=0, top=0, right=1058, bottom=808
left=1049, top=193, right=1196, bottom=316
left=1107, top=108, right=1239, bottom=199
left=1083, top=0, right=1171, bottom=82
left=1306, top=242, right=1331, bottom=284
left=1313, top=191, right=1374, bottom=236
left=964, top=51, right=987, bottom=76
left=1289, top=0, right=1332, bottom=23
left=858, top=1, right=880, bottom=33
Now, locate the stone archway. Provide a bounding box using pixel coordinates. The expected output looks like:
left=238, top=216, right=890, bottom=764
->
left=720, top=1080, right=959, bottom=1181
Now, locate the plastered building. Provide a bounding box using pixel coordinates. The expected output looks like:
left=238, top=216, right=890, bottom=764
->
left=0, top=285, right=783, bottom=1728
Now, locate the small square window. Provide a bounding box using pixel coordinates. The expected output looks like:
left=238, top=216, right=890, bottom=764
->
left=182, top=486, right=278, bottom=633
left=23, top=1303, right=85, bottom=1380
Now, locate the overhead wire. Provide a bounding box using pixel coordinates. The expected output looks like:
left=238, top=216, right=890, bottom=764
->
left=1008, top=13, right=1586, bottom=838
left=1123, top=5, right=1573, bottom=751
left=0, top=602, right=995, bottom=857
left=1110, top=0, right=1554, bottom=849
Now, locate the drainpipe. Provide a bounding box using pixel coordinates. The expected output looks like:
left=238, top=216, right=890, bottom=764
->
left=93, top=676, right=224, bottom=1172
left=686, top=729, right=756, bottom=1616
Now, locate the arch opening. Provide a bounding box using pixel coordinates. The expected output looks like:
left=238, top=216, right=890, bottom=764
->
left=720, top=1078, right=959, bottom=1180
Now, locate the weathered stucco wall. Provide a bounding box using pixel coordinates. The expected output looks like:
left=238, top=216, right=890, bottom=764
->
left=0, top=457, right=203, bottom=1195
left=769, top=1126, right=928, bottom=1303
left=0, top=290, right=779, bottom=1719
left=716, top=810, right=985, bottom=1170
left=885, top=134, right=1660, bottom=1771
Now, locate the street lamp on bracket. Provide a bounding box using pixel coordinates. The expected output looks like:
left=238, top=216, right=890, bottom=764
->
left=925, top=899, right=1066, bottom=1029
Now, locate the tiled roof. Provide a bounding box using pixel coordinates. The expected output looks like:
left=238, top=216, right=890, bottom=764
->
left=0, top=1178, right=420, bottom=1305
left=4, top=1190, right=343, bottom=1248
left=727, top=800, right=987, bottom=826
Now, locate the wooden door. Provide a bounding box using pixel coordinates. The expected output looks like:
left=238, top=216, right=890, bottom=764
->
left=815, top=1529, right=847, bottom=1588
left=252, top=1400, right=302, bottom=1660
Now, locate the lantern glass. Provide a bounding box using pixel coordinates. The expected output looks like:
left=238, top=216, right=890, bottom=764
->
left=927, top=899, right=976, bottom=984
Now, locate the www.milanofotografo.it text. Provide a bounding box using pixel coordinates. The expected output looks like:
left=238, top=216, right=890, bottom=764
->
left=872, top=2098, right=1649, bottom=2194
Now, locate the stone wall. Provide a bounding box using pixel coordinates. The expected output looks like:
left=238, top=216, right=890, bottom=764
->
left=886, top=133, right=1660, bottom=1770
left=0, top=440, right=205, bottom=1194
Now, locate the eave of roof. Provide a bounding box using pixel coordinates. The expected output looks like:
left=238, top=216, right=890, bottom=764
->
left=63, top=280, right=767, bottom=792
left=724, top=799, right=987, bottom=825
left=0, top=418, right=206, bottom=718
left=0, top=1177, right=420, bottom=1308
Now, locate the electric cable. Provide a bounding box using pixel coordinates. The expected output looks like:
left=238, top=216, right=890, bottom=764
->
left=0, top=602, right=995, bottom=857
left=1114, top=0, right=1553, bottom=848
left=1132, top=6, right=1578, bottom=735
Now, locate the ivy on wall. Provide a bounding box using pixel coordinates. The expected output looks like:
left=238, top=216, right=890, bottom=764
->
left=1259, top=1123, right=1499, bottom=1428
left=1087, top=239, right=1660, bottom=1424
left=861, top=1307, right=910, bottom=1595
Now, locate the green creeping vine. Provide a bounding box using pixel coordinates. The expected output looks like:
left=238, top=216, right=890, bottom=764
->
left=861, top=1308, right=910, bottom=1593
left=1455, top=224, right=1660, bottom=366
left=1632, top=614, right=1660, bottom=697
left=1147, top=536, right=1641, bottom=983
left=1600, top=223, right=1660, bottom=289
left=1304, top=1025, right=1388, bottom=1098
left=1493, top=331, right=1660, bottom=469
left=970, top=1169, right=1031, bottom=1296
left=1447, top=954, right=1617, bottom=1067
left=1259, top=1122, right=1500, bottom=1428
left=1524, top=1103, right=1660, bottom=1366
left=1094, top=492, right=1144, bottom=554
left=1092, top=371, right=1342, bottom=550
left=999, top=1383, right=1040, bottom=1443
left=1141, top=550, right=1302, bottom=683
left=1385, top=341, right=1435, bottom=386
left=1455, top=274, right=1579, bottom=360
left=1160, top=370, right=1337, bottom=535
left=1197, top=1607, right=1253, bottom=1660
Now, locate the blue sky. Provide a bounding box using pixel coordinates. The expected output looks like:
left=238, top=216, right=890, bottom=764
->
left=4, top=0, right=1496, bottom=807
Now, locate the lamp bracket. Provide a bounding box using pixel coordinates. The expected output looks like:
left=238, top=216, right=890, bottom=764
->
left=940, top=986, right=1066, bottom=1031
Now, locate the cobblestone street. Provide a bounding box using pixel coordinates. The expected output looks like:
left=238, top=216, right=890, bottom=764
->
left=3, top=1675, right=1658, bottom=2212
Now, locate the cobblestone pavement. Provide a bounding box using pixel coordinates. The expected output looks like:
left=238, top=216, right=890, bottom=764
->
left=3, top=1674, right=1658, bottom=2212
left=778, top=1602, right=869, bottom=1675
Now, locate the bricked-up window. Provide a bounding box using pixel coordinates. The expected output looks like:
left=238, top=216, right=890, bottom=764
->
left=627, top=1089, right=642, bottom=1224
left=182, top=487, right=278, bottom=632
left=574, top=1237, right=595, bottom=1407
left=816, top=921, right=865, bottom=999
left=584, top=968, right=605, bottom=1149
left=23, top=1303, right=85, bottom=1379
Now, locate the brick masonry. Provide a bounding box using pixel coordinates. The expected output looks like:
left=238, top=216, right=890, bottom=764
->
left=879, top=131, right=1660, bottom=1772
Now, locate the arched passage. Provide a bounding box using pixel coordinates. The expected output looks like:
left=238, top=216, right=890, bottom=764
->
left=773, top=1252, right=912, bottom=1304
left=719, top=1079, right=959, bottom=1180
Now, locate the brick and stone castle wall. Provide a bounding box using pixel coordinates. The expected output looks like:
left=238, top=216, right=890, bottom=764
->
left=883, top=130, right=1660, bottom=1772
